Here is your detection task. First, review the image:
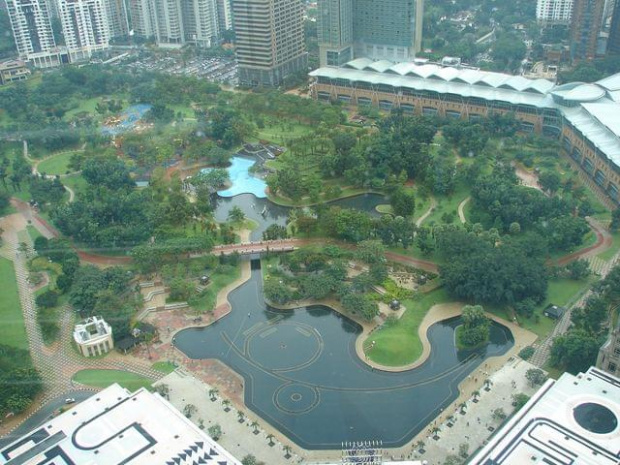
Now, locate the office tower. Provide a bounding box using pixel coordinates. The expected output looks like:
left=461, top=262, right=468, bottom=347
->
left=233, top=0, right=307, bottom=87
left=317, top=0, right=423, bottom=66
left=608, top=0, right=620, bottom=54
left=317, top=0, right=353, bottom=66
left=104, top=0, right=130, bottom=38
left=216, top=0, right=231, bottom=32
left=570, top=0, right=605, bottom=60
left=5, top=0, right=61, bottom=67
left=182, top=0, right=218, bottom=46
left=536, top=0, right=573, bottom=25
left=57, top=0, right=111, bottom=61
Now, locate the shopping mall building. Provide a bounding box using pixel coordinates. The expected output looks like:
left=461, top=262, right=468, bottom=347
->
left=309, top=58, right=620, bottom=206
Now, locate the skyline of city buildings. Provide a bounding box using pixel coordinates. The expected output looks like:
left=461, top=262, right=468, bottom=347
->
left=233, top=0, right=307, bottom=87
left=317, top=0, right=423, bottom=67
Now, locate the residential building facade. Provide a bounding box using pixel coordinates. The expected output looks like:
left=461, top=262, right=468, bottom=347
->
left=57, top=0, right=111, bottom=62
left=310, top=58, right=620, bottom=206
left=536, top=0, right=573, bottom=25
left=608, top=0, right=620, bottom=54
left=0, top=59, right=30, bottom=84
left=233, top=0, right=307, bottom=87
left=570, top=0, right=605, bottom=60
left=182, top=0, right=219, bottom=47
left=216, top=0, right=231, bottom=32
left=317, top=0, right=423, bottom=67
left=104, top=0, right=130, bottom=39
left=4, top=0, right=62, bottom=67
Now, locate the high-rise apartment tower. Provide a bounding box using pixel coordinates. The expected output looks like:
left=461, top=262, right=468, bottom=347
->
left=233, top=0, right=307, bottom=87
left=318, top=0, right=423, bottom=66
left=57, top=0, right=111, bottom=61
left=4, top=0, right=61, bottom=67
left=608, top=0, right=620, bottom=54
left=570, top=0, right=605, bottom=60
left=536, top=0, right=573, bottom=25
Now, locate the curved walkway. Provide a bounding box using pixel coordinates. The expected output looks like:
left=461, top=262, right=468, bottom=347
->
left=415, top=196, right=437, bottom=227
left=457, top=196, right=470, bottom=224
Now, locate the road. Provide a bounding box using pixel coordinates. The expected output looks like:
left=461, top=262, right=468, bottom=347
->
left=0, top=391, right=94, bottom=449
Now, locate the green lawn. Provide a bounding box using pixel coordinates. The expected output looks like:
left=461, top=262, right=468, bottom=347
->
left=365, top=288, right=450, bottom=366
left=152, top=361, right=177, bottom=374
left=599, top=231, right=620, bottom=261
left=255, top=122, right=314, bottom=145
left=72, top=369, right=153, bottom=392
left=37, top=152, right=77, bottom=176
left=514, top=277, right=592, bottom=338
left=63, top=97, right=101, bottom=120
left=0, top=257, right=28, bottom=350
left=189, top=264, right=241, bottom=313
left=62, top=174, right=88, bottom=199
left=27, top=225, right=44, bottom=243
left=422, top=184, right=470, bottom=226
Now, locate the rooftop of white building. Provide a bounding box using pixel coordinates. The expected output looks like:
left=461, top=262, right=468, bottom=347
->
left=73, top=316, right=110, bottom=343
left=0, top=384, right=240, bottom=465
left=310, top=59, right=620, bottom=170
left=469, top=367, right=620, bottom=465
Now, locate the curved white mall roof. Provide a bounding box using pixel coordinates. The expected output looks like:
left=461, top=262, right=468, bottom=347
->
left=310, top=59, right=620, bottom=171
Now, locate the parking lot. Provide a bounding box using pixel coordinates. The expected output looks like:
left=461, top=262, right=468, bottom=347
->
left=117, top=53, right=238, bottom=85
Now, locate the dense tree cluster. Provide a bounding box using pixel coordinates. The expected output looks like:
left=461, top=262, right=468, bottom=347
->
left=437, top=227, right=548, bottom=306
left=458, top=305, right=491, bottom=347
left=0, top=345, right=42, bottom=417
left=551, top=265, right=620, bottom=373
left=69, top=265, right=138, bottom=341
left=470, top=165, right=589, bottom=250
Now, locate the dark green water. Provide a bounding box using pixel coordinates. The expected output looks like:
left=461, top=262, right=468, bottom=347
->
left=175, top=260, right=514, bottom=449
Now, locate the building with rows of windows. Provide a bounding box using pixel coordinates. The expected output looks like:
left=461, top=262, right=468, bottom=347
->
left=309, top=58, right=620, bottom=205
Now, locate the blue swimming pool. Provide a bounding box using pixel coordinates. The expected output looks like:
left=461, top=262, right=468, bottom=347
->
left=203, top=156, right=267, bottom=198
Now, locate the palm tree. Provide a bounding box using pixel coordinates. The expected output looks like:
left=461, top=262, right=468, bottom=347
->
left=250, top=420, right=259, bottom=434
left=237, top=410, right=245, bottom=423
left=222, top=399, right=232, bottom=412
left=228, top=206, right=246, bottom=223
left=283, top=445, right=292, bottom=459
left=459, top=402, right=467, bottom=413
left=208, top=387, right=219, bottom=401
left=473, top=390, right=480, bottom=400
left=431, top=427, right=440, bottom=438
left=266, top=433, right=275, bottom=446
left=447, top=415, right=455, bottom=424
left=415, top=440, right=424, bottom=451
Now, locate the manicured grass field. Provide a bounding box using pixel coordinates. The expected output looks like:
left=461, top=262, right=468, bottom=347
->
left=255, top=122, right=313, bottom=145
left=63, top=97, right=101, bottom=120
left=0, top=257, right=28, bottom=350
left=62, top=174, right=88, bottom=199
left=521, top=277, right=592, bottom=338
left=189, top=264, right=241, bottom=313
left=421, top=184, right=470, bottom=226
left=27, top=225, right=44, bottom=243
left=364, top=288, right=449, bottom=366
left=37, top=152, right=76, bottom=176
left=152, top=361, right=177, bottom=374
left=72, top=369, right=153, bottom=392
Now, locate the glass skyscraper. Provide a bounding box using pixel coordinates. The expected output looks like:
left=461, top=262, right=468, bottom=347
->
left=318, top=0, right=423, bottom=66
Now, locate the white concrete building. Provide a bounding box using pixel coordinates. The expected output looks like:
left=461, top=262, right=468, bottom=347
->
left=183, top=0, right=219, bottom=47
left=104, top=0, right=130, bottom=39
left=4, top=0, right=63, bottom=67
left=57, top=0, right=111, bottom=61
left=469, top=367, right=620, bottom=465
left=0, top=384, right=241, bottom=464
left=216, top=0, right=231, bottom=33
left=536, top=0, right=574, bottom=25
left=73, top=315, right=114, bottom=357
